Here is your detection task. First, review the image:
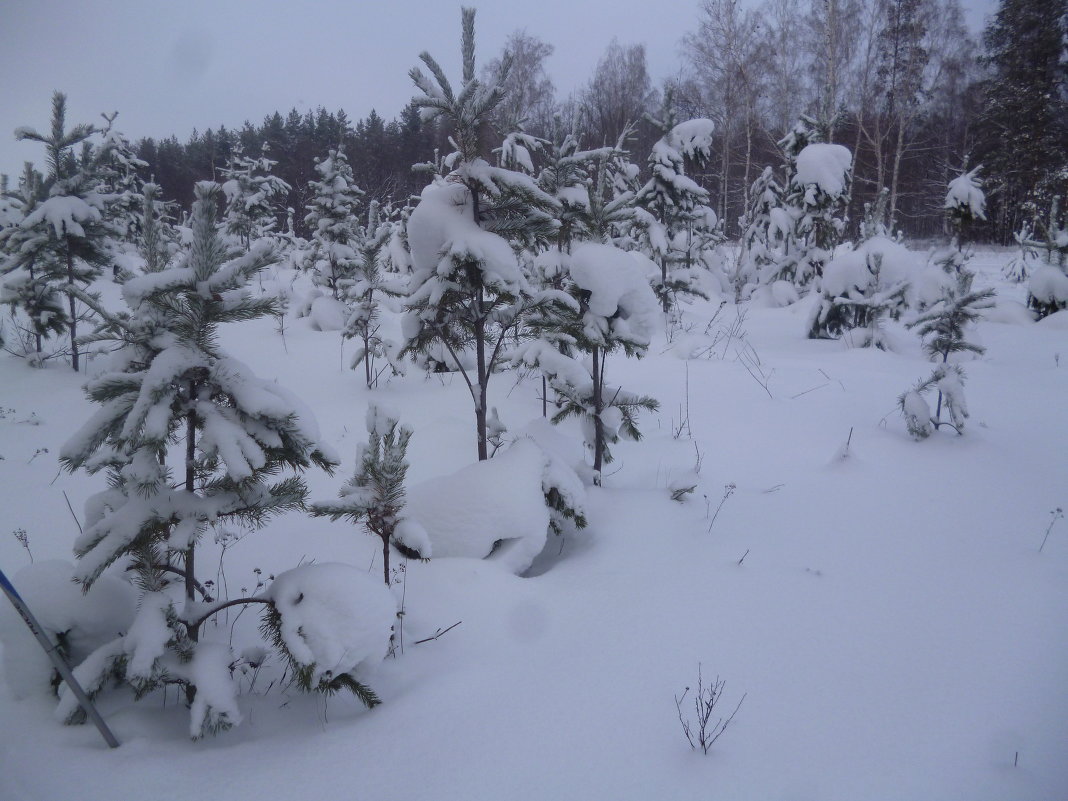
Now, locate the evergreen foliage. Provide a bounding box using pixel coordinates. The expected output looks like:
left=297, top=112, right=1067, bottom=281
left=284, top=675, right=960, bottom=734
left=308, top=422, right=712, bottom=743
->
left=220, top=144, right=291, bottom=251
left=303, top=147, right=364, bottom=298
left=403, top=6, right=559, bottom=461
left=0, top=92, right=118, bottom=370
left=57, top=181, right=337, bottom=737
left=311, top=406, right=426, bottom=585
left=976, top=0, right=1068, bottom=237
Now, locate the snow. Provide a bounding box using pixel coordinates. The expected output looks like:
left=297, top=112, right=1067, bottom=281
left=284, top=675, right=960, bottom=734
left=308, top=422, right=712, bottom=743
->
left=266, top=563, right=396, bottom=684
left=820, top=235, right=952, bottom=310
left=1, top=247, right=1067, bottom=800
left=794, top=143, right=852, bottom=198
left=21, top=194, right=103, bottom=239
left=407, top=180, right=524, bottom=296
left=569, top=243, right=661, bottom=346
left=945, top=168, right=986, bottom=220
left=407, top=438, right=553, bottom=574
left=1028, top=265, right=1068, bottom=305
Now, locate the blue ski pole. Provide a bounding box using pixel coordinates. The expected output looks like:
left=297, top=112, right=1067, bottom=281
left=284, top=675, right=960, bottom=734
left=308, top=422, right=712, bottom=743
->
left=0, top=566, right=120, bottom=748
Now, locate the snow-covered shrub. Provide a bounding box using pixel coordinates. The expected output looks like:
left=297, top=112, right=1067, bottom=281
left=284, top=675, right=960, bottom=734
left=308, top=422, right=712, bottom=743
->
left=944, top=166, right=986, bottom=250
left=406, top=437, right=587, bottom=575
left=808, top=236, right=945, bottom=346
left=632, top=91, right=718, bottom=313
left=311, top=405, right=429, bottom=585
left=898, top=364, right=970, bottom=438
left=260, top=563, right=396, bottom=704
left=513, top=242, right=660, bottom=481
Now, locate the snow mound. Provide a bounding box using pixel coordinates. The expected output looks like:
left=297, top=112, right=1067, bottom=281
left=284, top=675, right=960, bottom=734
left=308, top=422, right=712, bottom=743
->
left=407, top=438, right=583, bottom=574
left=794, top=144, right=852, bottom=197
left=1036, top=309, right=1068, bottom=329
left=308, top=295, right=348, bottom=332
left=1029, top=266, right=1068, bottom=307
left=983, top=299, right=1035, bottom=325
left=570, top=243, right=660, bottom=347
left=821, top=236, right=950, bottom=309
left=266, top=563, right=396, bottom=685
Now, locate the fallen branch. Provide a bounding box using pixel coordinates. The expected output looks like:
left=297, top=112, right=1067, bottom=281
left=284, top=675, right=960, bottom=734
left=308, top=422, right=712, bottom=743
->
left=414, top=620, right=462, bottom=645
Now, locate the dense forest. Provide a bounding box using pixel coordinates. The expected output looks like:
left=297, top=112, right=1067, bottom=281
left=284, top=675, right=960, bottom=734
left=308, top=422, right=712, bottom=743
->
left=118, top=0, right=1067, bottom=243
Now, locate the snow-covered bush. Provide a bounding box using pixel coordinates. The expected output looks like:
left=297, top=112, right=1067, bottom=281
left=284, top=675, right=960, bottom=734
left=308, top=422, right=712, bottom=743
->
left=260, top=563, right=396, bottom=703
left=632, top=92, right=718, bottom=313
left=406, top=437, right=586, bottom=575
left=897, top=364, right=970, bottom=438
left=513, top=242, right=660, bottom=481
left=808, top=236, right=948, bottom=346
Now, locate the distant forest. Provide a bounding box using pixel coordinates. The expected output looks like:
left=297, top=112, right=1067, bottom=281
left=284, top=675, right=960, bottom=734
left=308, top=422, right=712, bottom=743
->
left=126, top=0, right=1066, bottom=244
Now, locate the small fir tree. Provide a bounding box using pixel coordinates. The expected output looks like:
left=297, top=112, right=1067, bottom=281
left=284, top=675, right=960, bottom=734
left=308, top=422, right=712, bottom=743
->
left=632, top=91, right=716, bottom=313
left=0, top=92, right=115, bottom=370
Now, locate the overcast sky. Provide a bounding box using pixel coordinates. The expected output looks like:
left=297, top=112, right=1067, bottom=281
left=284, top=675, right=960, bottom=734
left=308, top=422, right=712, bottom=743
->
left=0, top=0, right=995, bottom=180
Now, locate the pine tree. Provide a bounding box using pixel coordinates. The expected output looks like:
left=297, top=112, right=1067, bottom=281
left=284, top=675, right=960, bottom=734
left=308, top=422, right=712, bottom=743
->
left=633, top=90, right=717, bottom=313
left=58, top=181, right=338, bottom=737
left=344, top=202, right=403, bottom=388
left=900, top=286, right=995, bottom=436
left=772, top=118, right=852, bottom=288
left=0, top=92, right=114, bottom=371
left=513, top=242, right=660, bottom=482
left=220, top=143, right=290, bottom=251
left=403, top=7, right=559, bottom=461
left=303, top=147, right=364, bottom=298
left=311, top=405, right=429, bottom=585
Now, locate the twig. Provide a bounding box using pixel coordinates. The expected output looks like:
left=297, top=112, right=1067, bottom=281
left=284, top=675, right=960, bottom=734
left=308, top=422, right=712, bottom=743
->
left=414, top=620, right=462, bottom=645
left=736, top=549, right=749, bottom=566
left=62, top=490, right=83, bottom=536
left=791, top=382, right=829, bottom=399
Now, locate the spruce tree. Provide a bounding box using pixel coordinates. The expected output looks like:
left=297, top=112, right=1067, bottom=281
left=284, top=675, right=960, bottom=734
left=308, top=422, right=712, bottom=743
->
left=59, top=181, right=338, bottom=737
left=343, top=202, right=403, bottom=388
left=403, top=7, right=559, bottom=461
left=900, top=286, right=995, bottom=436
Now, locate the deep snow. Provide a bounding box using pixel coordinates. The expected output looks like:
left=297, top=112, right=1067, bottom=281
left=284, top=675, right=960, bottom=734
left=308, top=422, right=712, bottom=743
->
left=0, top=247, right=1066, bottom=800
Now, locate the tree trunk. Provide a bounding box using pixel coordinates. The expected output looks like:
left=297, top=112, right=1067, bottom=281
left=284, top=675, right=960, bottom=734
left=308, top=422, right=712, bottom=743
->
left=888, top=120, right=907, bottom=231
left=381, top=533, right=390, bottom=586
left=66, top=245, right=79, bottom=372
left=474, top=288, right=488, bottom=462
left=184, top=390, right=198, bottom=706
left=591, top=346, right=604, bottom=485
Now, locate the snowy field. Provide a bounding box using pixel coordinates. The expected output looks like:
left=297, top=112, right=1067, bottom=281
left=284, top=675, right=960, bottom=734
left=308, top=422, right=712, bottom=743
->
left=1, top=247, right=1066, bottom=800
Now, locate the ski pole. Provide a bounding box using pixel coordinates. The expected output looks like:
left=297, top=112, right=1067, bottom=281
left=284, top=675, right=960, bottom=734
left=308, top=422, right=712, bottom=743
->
left=0, top=566, right=120, bottom=748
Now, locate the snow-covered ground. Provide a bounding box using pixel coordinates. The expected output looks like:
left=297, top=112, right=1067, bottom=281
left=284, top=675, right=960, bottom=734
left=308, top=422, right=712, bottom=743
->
left=1, top=247, right=1066, bottom=800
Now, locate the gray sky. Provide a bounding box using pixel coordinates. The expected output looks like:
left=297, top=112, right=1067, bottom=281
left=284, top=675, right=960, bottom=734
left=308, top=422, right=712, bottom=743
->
left=0, top=0, right=995, bottom=180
